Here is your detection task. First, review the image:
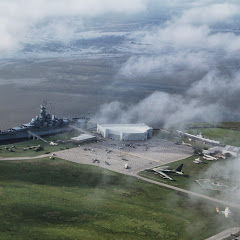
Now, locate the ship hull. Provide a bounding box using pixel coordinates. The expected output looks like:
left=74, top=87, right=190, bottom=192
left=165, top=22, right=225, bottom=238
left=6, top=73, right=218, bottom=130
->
left=0, top=127, right=70, bottom=142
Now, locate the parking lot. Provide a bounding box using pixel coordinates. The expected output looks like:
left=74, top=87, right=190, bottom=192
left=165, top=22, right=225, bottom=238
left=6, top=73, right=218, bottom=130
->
left=55, top=136, right=193, bottom=175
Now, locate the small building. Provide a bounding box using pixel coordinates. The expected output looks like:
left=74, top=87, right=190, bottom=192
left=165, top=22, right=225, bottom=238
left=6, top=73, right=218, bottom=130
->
left=222, top=145, right=240, bottom=157
left=71, top=134, right=96, bottom=143
left=97, top=124, right=153, bottom=141
left=203, top=146, right=224, bottom=155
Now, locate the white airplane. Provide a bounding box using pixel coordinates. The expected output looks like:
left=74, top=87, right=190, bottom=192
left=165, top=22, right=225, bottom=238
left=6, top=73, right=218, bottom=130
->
left=203, top=154, right=217, bottom=161
left=104, top=160, right=110, bottom=165
left=152, top=164, right=184, bottom=181
left=182, top=141, right=192, bottom=147
left=193, top=158, right=203, bottom=164
left=216, top=206, right=232, bottom=218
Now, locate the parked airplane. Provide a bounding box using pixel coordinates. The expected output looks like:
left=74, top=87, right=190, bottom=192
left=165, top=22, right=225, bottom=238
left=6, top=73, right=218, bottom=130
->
left=216, top=206, right=232, bottom=218
left=182, top=141, right=192, bottom=147
left=152, top=164, right=184, bottom=181
left=92, top=159, right=100, bottom=163
left=203, top=154, right=217, bottom=161
left=193, top=158, right=203, bottom=164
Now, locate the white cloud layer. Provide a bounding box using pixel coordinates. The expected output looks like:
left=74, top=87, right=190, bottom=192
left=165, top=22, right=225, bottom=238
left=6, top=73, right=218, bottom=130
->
left=0, top=1, right=239, bottom=54
left=0, top=0, right=146, bottom=52
left=95, top=70, right=240, bottom=127
left=95, top=2, right=240, bottom=126
left=120, top=2, right=240, bottom=78
left=177, top=3, right=240, bottom=24
left=1, top=0, right=240, bottom=126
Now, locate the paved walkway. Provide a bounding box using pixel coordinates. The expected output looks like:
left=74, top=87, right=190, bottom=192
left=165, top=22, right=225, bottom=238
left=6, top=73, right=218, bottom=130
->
left=0, top=154, right=50, bottom=161
left=1, top=145, right=240, bottom=211
left=205, top=227, right=240, bottom=240
left=135, top=175, right=240, bottom=210
left=27, top=130, right=48, bottom=143
left=1, top=150, right=240, bottom=210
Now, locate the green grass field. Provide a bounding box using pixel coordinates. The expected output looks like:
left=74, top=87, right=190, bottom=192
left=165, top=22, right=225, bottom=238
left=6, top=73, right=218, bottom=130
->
left=184, top=122, right=240, bottom=131
left=0, top=158, right=239, bottom=240
left=139, top=156, right=240, bottom=203
left=184, top=122, right=240, bottom=146
left=187, top=128, right=240, bottom=146
left=0, top=131, right=81, bottom=158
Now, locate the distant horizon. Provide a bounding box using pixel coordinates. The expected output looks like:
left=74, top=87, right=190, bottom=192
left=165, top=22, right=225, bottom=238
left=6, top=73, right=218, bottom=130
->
left=0, top=1, right=240, bottom=128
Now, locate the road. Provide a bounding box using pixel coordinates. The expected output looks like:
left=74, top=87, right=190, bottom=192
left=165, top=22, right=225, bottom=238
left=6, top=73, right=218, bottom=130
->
left=2, top=152, right=239, bottom=210
left=0, top=154, right=50, bottom=161
left=135, top=175, right=240, bottom=210
left=1, top=145, right=240, bottom=210
left=205, top=227, right=240, bottom=240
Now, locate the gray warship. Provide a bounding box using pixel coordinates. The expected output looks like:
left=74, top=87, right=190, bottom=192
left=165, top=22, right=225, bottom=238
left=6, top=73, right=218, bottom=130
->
left=0, top=104, right=86, bottom=142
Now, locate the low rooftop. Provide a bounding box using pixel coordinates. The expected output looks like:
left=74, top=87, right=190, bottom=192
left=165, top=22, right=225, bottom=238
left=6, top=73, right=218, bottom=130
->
left=71, top=134, right=96, bottom=142
left=223, top=145, right=240, bottom=153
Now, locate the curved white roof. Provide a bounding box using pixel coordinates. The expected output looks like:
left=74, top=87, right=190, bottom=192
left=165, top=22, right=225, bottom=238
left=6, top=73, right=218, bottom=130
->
left=98, top=124, right=151, bottom=134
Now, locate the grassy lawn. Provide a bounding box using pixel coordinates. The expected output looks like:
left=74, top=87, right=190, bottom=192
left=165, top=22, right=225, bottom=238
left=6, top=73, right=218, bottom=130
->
left=0, top=131, right=83, bottom=158
left=184, top=122, right=240, bottom=131
left=0, top=158, right=239, bottom=240
left=187, top=128, right=240, bottom=147
left=182, top=122, right=240, bottom=146
left=139, top=156, right=240, bottom=203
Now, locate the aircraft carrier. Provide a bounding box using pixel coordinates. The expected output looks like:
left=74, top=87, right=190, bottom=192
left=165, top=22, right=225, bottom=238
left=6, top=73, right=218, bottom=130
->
left=0, top=104, right=87, bottom=142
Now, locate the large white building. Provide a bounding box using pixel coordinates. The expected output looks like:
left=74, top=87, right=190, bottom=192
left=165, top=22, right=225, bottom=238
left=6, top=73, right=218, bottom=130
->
left=97, top=124, right=153, bottom=141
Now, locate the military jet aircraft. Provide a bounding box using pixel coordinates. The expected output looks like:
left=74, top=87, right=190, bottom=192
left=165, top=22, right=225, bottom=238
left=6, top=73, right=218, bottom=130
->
left=152, top=164, right=184, bottom=181
left=92, top=159, right=100, bottom=163
left=203, top=154, right=217, bottom=161
left=193, top=158, right=203, bottom=164
left=216, top=206, right=232, bottom=218
left=181, top=141, right=192, bottom=147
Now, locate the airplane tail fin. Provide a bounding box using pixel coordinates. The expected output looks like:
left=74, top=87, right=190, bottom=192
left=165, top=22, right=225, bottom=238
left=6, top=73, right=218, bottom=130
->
left=176, top=164, right=183, bottom=172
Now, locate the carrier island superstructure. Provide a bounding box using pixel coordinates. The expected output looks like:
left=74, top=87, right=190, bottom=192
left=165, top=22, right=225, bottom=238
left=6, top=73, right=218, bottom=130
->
left=0, top=104, right=87, bottom=142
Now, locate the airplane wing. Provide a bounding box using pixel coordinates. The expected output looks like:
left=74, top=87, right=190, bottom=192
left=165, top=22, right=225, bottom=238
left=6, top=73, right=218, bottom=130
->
left=155, top=170, right=173, bottom=180
left=156, top=166, right=169, bottom=170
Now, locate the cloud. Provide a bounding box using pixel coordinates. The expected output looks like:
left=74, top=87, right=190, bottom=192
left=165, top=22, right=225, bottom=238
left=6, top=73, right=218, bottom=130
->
left=190, top=155, right=240, bottom=203
left=119, top=2, right=240, bottom=80
left=94, top=2, right=240, bottom=127
left=0, top=0, right=146, bottom=52
left=93, top=90, right=221, bottom=128
left=177, top=3, right=240, bottom=25
left=95, top=69, right=240, bottom=127
left=1, top=1, right=239, bottom=55
left=120, top=51, right=210, bottom=77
